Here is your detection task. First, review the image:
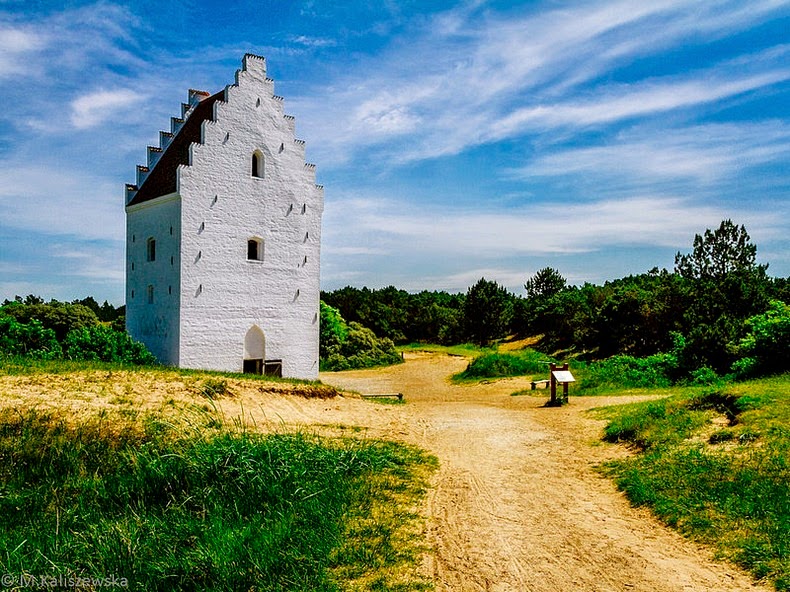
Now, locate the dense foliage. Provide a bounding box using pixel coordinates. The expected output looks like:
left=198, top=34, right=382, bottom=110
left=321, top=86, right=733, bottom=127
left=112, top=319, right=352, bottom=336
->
left=463, top=278, right=513, bottom=346
left=321, top=286, right=465, bottom=345
left=322, top=221, right=788, bottom=379
left=732, top=300, right=790, bottom=378
left=0, top=299, right=153, bottom=365
left=319, top=302, right=402, bottom=371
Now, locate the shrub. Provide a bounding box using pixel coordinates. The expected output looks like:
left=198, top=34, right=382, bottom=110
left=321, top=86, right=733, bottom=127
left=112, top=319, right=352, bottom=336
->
left=458, top=350, right=549, bottom=380
left=63, top=325, right=157, bottom=365
left=732, top=300, right=790, bottom=378
left=0, top=315, right=62, bottom=359
left=320, top=303, right=402, bottom=371
left=0, top=301, right=99, bottom=341
left=578, top=352, right=678, bottom=390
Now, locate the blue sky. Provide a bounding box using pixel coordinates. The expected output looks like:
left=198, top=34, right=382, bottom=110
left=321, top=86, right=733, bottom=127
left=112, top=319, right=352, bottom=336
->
left=1, top=0, right=788, bottom=304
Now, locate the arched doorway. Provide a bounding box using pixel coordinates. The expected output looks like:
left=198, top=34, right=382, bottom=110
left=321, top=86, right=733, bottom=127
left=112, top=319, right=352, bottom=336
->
left=243, top=325, right=265, bottom=374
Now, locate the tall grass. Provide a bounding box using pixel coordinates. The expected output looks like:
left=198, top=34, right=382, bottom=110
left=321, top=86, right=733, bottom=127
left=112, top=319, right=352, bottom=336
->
left=599, top=375, right=790, bottom=590
left=454, top=349, right=552, bottom=381
left=399, top=343, right=490, bottom=358
left=0, top=409, right=436, bottom=591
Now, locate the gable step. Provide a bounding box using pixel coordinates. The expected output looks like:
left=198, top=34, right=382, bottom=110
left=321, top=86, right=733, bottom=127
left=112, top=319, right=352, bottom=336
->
left=159, top=131, right=174, bottom=150
left=170, top=116, right=185, bottom=134
left=147, top=146, right=163, bottom=168
left=136, top=165, right=149, bottom=186
left=125, top=183, right=138, bottom=204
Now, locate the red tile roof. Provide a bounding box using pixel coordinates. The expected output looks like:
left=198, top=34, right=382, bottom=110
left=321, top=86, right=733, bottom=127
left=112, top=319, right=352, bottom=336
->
left=127, top=90, right=225, bottom=206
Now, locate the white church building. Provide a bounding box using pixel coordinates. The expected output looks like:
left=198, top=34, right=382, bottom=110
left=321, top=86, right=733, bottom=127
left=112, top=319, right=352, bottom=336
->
left=125, top=54, right=323, bottom=379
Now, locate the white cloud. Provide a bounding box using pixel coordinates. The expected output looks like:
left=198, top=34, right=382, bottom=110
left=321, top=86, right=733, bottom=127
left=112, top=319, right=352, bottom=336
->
left=0, top=163, right=123, bottom=241
left=70, top=89, right=142, bottom=129
left=485, top=71, right=790, bottom=142
left=292, top=0, right=790, bottom=165
left=325, top=193, right=779, bottom=258
left=321, top=191, right=788, bottom=291
left=0, top=26, right=44, bottom=77
left=517, top=122, right=790, bottom=185
left=290, top=35, right=337, bottom=48
left=52, top=246, right=124, bottom=281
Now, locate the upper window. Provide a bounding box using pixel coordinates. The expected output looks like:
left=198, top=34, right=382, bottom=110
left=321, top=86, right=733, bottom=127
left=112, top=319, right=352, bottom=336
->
left=247, top=238, right=263, bottom=261
left=252, top=151, right=264, bottom=178
left=146, top=238, right=156, bottom=262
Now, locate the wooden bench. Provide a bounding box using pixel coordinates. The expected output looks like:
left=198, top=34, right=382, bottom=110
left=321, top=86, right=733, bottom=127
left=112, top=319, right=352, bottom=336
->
left=361, top=393, right=404, bottom=401
left=530, top=379, right=550, bottom=390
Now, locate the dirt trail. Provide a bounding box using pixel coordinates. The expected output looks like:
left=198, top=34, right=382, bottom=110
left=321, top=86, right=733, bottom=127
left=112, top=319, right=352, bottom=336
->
left=317, top=352, right=770, bottom=592
left=0, top=354, right=770, bottom=591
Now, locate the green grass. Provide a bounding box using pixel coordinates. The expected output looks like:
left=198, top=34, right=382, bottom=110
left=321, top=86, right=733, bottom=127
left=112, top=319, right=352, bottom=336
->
left=399, top=342, right=490, bottom=358
left=0, top=355, right=328, bottom=387
left=452, top=349, right=553, bottom=382
left=0, top=409, right=436, bottom=592
left=597, top=373, right=790, bottom=590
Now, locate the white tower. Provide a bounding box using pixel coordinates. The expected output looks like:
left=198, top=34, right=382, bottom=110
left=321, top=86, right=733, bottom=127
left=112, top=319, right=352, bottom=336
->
left=125, top=54, right=323, bottom=379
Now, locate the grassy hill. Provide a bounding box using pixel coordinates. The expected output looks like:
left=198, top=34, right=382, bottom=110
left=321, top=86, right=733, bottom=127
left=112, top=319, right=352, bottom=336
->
left=596, top=373, right=790, bottom=590
left=0, top=360, right=436, bottom=592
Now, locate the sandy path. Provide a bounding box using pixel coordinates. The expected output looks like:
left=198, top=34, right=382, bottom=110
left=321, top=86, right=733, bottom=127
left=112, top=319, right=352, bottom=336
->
left=317, top=352, right=770, bottom=592
left=0, top=353, right=770, bottom=591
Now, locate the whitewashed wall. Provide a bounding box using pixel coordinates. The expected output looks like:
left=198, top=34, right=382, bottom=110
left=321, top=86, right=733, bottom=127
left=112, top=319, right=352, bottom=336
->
left=126, top=194, right=182, bottom=365
left=178, top=55, right=322, bottom=378
left=126, top=54, right=323, bottom=379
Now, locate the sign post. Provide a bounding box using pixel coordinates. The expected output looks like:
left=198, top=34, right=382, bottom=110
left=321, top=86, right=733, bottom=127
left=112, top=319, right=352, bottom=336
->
left=549, top=362, right=575, bottom=406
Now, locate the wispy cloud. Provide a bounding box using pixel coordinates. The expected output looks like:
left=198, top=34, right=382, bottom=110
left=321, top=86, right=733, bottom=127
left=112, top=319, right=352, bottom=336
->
left=0, top=26, right=44, bottom=77
left=0, top=163, right=123, bottom=240
left=293, top=0, right=790, bottom=165
left=70, top=89, right=142, bottom=129
left=321, top=192, right=787, bottom=291
left=517, top=121, right=790, bottom=186
left=325, top=193, right=778, bottom=258
left=289, top=35, right=337, bottom=48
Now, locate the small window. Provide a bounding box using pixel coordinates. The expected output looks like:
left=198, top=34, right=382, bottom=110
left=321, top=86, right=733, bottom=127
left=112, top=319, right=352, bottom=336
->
left=252, top=151, right=264, bottom=178
left=147, top=285, right=154, bottom=304
left=146, top=238, right=156, bottom=262
left=247, top=238, right=263, bottom=261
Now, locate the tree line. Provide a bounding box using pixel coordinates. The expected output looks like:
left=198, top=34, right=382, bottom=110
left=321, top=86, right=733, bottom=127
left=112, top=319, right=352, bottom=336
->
left=2, top=220, right=787, bottom=378
left=0, top=296, right=153, bottom=364
left=322, top=221, right=790, bottom=378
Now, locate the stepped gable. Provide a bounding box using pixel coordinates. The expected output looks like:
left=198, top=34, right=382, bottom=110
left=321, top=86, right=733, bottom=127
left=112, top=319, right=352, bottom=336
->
left=127, top=90, right=224, bottom=206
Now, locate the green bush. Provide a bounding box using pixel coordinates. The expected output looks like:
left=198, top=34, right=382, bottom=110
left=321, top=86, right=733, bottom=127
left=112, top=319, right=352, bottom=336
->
left=63, top=325, right=157, bottom=365
left=732, top=300, right=790, bottom=377
left=0, top=301, right=155, bottom=366
left=320, top=303, right=402, bottom=371
left=0, top=315, right=62, bottom=359
left=458, top=350, right=549, bottom=380
left=1, top=301, right=99, bottom=341
left=578, top=352, right=678, bottom=390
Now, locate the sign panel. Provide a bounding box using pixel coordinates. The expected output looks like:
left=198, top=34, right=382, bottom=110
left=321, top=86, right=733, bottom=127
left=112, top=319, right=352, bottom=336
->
left=552, top=370, right=576, bottom=383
